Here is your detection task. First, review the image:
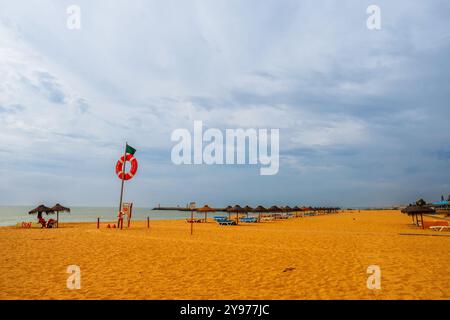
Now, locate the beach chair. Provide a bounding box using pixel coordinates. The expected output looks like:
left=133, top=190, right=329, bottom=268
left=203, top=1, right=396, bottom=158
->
left=240, top=217, right=257, bottom=223
left=429, top=226, right=450, bottom=232
left=47, top=219, right=57, bottom=228
left=217, top=219, right=236, bottom=226
left=214, top=216, right=227, bottom=222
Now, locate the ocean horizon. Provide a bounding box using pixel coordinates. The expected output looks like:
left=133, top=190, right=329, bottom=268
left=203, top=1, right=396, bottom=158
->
left=0, top=205, right=398, bottom=227
left=0, top=206, right=196, bottom=227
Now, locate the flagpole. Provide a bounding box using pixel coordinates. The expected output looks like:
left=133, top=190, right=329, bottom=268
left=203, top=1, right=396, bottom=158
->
left=118, top=142, right=127, bottom=228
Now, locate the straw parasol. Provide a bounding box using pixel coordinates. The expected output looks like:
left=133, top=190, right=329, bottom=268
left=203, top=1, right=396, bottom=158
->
left=268, top=206, right=281, bottom=213
left=197, top=204, right=215, bottom=222
left=267, top=206, right=281, bottom=219
left=401, top=205, right=435, bottom=229
left=253, top=205, right=267, bottom=222
left=228, top=205, right=245, bottom=224
left=49, top=203, right=70, bottom=228
left=292, top=206, right=301, bottom=217
left=243, top=205, right=253, bottom=218
left=283, top=206, right=292, bottom=213
left=28, top=204, right=52, bottom=220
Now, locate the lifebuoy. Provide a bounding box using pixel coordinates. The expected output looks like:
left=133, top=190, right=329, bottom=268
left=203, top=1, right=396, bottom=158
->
left=115, top=154, right=138, bottom=180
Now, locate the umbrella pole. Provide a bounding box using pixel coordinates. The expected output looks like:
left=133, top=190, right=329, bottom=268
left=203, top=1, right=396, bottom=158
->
left=236, top=212, right=239, bottom=225
left=190, top=210, right=193, bottom=235
left=421, top=213, right=424, bottom=229
left=205, top=212, right=207, bottom=223
left=57, top=211, right=59, bottom=228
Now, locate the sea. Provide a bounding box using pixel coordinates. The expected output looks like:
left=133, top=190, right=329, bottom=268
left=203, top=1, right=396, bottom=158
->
left=0, top=206, right=194, bottom=226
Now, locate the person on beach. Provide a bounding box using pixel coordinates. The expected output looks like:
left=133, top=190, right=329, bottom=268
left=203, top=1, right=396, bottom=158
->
left=38, top=216, right=46, bottom=228
left=117, top=211, right=124, bottom=229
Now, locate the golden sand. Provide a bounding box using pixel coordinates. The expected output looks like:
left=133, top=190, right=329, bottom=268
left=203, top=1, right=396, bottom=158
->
left=0, top=210, right=449, bottom=300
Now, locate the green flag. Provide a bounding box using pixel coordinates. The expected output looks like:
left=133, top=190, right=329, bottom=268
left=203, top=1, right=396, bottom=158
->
left=126, top=144, right=136, bottom=155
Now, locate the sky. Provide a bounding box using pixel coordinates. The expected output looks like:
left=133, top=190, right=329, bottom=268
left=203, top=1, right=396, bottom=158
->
left=0, top=0, right=449, bottom=208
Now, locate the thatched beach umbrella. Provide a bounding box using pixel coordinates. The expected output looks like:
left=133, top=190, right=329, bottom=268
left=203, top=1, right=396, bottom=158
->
left=223, top=205, right=232, bottom=219
left=268, top=206, right=281, bottom=219
left=268, top=206, right=281, bottom=213
left=243, top=205, right=253, bottom=218
left=49, top=203, right=70, bottom=228
left=283, top=206, right=292, bottom=213
left=253, top=205, right=267, bottom=222
left=28, top=205, right=52, bottom=220
left=292, top=206, right=301, bottom=217
left=197, top=204, right=215, bottom=222
left=228, top=205, right=245, bottom=224
left=401, top=205, right=435, bottom=229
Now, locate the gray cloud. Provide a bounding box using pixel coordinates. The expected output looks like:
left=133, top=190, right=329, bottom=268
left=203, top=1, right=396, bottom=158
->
left=0, top=1, right=449, bottom=207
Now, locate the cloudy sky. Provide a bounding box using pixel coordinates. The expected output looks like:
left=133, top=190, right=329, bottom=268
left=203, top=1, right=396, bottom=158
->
left=0, top=0, right=449, bottom=208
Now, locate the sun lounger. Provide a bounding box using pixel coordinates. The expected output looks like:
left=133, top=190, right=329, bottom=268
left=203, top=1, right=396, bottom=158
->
left=240, top=217, right=258, bottom=223
left=214, top=216, right=227, bottom=222
left=186, top=218, right=202, bottom=223
left=261, top=216, right=274, bottom=221
left=430, top=226, right=450, bottom=232
left=423, top=220, right=448, bottom=229
left=217, top=220, right=236, bottom=226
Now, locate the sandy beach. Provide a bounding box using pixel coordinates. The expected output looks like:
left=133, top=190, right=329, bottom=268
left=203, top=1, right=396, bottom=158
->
left=0, top=210, right=449, bottom=300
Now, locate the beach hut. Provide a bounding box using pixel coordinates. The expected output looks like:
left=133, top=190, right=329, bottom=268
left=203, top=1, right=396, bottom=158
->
left=228, top=205, right=245, bottom=224
left=197, top=204, right=215, bottom=223
left=28, top=205, right=52, bottom=220
left=49, top=203, right=70, bottom=228
left=401, top=205, right=435, bottom=229
left=253, top=205, right=267, bottom=222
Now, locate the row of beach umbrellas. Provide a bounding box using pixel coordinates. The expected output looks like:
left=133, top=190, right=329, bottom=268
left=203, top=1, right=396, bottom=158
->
left=28, top=204, right=70, bottom=228
left=197, top=204, right=340, bottom=213
left=401, top=204, right=435, bottom=229
left=194, top=204, right=340, bottom=223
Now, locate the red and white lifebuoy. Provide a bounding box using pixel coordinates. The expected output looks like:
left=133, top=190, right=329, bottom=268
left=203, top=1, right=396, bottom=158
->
left=115, top=154, right=138, bottom=180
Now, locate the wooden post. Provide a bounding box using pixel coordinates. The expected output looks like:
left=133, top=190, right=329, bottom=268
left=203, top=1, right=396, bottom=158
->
left=97, top=217, right=100, bottom=229
left=204, top=212, right=207, bottom=223
left=147, top=216, right=149, bottom=228
left=421, top=213, right=424, bottom=229
left=190, top=210, right=193, bottom=235
left=118, top=142, right=128, bottom=230
left=236, top=212, right=239, bottom=225
left=57, top=211, right=59, bottom=228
